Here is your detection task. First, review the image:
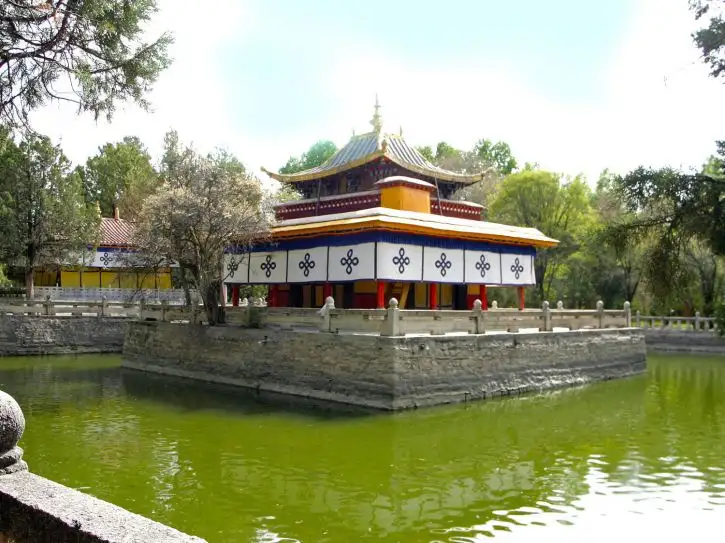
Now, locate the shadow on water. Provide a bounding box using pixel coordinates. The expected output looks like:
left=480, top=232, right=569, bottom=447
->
left=119, top=367, right=376, bottom=420
left=0, top=354, right=373, bottom=421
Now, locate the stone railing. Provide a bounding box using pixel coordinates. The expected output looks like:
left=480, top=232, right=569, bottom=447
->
left=1, top=297, right=635, bottom=336
left=226, top=298, right=633, bottom=336
left=32, top=287, right=194, bottom=305
left=634, top=311, right=719, bottom=332
left=0, top=390, right=205, bottom=542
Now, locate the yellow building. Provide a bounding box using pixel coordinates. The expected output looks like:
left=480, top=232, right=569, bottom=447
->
left=35, top=211, right=173, bottom=290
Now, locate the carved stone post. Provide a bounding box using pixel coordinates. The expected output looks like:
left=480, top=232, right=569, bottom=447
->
left=542, top=301, right=552, bottom=332
left=472, top=299, right=484, bottom=334
left=161, top=300, right=169, bottom=322
left=100, top=296, right=108, bottom=318
left=0, top=391, right=28, bottom=475
left=381, top=298, right=400, bottom=337
left=320, top=296, right=335, bottom=332
left=624, top=301, right=631, bottom=328
left=695, top=311, right=701, bottom=332
left=596, top=300, right=604, bottom=329
left=557, top=300, right=564, bottom=310
left=43, top=295, right=51, bottom=316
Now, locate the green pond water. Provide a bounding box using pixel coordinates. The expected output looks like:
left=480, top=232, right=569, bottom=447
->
left=1, top=354, right=724, bottom=542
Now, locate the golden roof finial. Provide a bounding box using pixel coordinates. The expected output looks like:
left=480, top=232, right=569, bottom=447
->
left=399, top=125, right=403, bottom=137
left=370, top=94, right=383, bottom=134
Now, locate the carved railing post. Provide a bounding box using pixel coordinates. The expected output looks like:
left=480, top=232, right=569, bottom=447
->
left=161, top=300, right=169, bottom=322
left=624, top=301, right=631, bottom=328
left=596, top=300, right=604, bottom=328
left=542, top=301, right=552, bottom=332
left=472, top=299, right=484, bottom=334
left=556, top=300, right=564, bottom=310
left=695, top=311, right=701, bottom=332
left=635, top=309, right=641, bottom=328
left=0, top=390, right=28, bottom=475
left=381, top=298, right=400, bottom=337
left=100, top=296, right=108, bottom=318
left=491, top=300, right=498, bottom=310
left=320, top=296, right=335, bottom=332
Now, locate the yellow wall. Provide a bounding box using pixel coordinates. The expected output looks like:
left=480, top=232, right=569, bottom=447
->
left=468, top=284, right=480, bottom=295
left=354, top=280, right=377, bottom=294
left=59, top=268, right=172, bottom=289
left=380, top=185, right=431, bottom=213
left=441, top=284, right=453, bottom=307
left=414, top=283, right=428, bottom=308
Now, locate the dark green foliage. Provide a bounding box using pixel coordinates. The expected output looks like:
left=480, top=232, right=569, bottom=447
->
left=0, top=0, right=172, bottom=128
left=691, top=0, right=725, bottom=79
left=81, top=136, right=158, bottom=219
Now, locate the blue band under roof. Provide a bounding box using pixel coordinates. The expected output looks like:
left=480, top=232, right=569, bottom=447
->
left=227, top=231, right=536, bottom=256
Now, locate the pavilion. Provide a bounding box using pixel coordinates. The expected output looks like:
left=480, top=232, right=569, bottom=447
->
left=224, top=101, right=558, bottom=310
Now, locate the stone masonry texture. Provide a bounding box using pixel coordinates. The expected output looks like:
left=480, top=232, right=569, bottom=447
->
left=0, top=316, right=128, bottom=356
left=123, top=322, right=647, bottom=410
left=643, top=329, right=725, bottom=355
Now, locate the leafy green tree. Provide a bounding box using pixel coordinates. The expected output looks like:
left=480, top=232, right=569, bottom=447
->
left=607, top=159, right=725, bottom=299
left=416, top=145, right=435, bottom=163
left=279, top=140, right=337, bottom=174
left=0, top=128, right=100, bottom=298
left=82, top=136, right=158, bottom=219
left=0, top=0, right=172, bottom=128
left=691, top=0, right=725, bottom=80
left=487, top=170, right=593, bottom=302
left=473, top=139, right=517, bottom=175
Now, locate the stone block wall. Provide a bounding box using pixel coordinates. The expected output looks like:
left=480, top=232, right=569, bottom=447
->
left=123, top=322, right=647, bottom=410
left=0, top=316, right=128, bottom=356
left=644, top=329, right=725, bottom=355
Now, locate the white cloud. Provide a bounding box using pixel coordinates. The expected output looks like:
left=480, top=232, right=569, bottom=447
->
left=29, top=0, right=255, bottom=168
left=26, top=0, right=725, bottom=187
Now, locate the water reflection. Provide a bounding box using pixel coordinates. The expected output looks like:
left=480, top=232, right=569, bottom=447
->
left=1, top=354, right=724, bottom=542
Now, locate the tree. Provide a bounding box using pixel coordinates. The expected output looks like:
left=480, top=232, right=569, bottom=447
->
left=606, top=160, right=725, bottom=298
left=81, top=136, right=157, bottom=219
left=0, top=0, right=172, bottom=128
left=473, top=139, right=517, bottom=175
left=487, top=170, right=593, bottom=302
left=691, top=0, right=725, bottom=80
left=279, top=140, right=337, bottom=174
left=133, top=136, right=271, bottom=325
left=0, top=128, right=100, bottom=298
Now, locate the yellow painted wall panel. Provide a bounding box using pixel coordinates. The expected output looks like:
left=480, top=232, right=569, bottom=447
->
left=82, top=270, right=101, bottom=288
left=355, top=280, right=377, bottom=294
left=414, top=283, right=428, bottom=308
left=441, top=284, right=453, bottom=307
left=314, top=286, right=323, bottom=307
left=302, top=285, right=312, bottom=308
left=468, top=284, right=480, bottom=295
left=157, top=273, right=172, bottom=290
left=101, top=272, right=119, bottom=288
left=60, top=270, right=81, bottom=287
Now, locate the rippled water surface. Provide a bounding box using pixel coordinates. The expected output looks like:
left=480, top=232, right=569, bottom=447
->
left=2, top=354, right=725, bottom=542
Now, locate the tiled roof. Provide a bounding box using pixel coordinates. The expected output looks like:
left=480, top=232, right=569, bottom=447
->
left=272, top=207, right=558, bottom=248
left=262, top=131, right=486, bottom=185
left=101, top=218, right=134, bottom=247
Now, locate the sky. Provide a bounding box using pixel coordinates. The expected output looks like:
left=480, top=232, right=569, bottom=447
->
left=30, top=0, right=725, bottom=186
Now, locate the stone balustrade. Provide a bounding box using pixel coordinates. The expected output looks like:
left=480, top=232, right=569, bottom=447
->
left=31, top=287, right=195, bottom=305
left=0, top=390, right=205, bottom=542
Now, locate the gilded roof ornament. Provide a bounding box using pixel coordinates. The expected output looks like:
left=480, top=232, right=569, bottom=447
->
left=370, top=94, right=383, bottom=134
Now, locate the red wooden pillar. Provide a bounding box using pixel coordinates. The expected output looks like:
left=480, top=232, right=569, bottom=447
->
left=429, top=283, right=438, bottom=310
left=376, top=280, right=386, bottom=309
left=231, top=285, right=240, bottom=307
left=323, top=282, right=333, bottom=301
left=269, top=285, right=278, bottom=307
left=517, top=286, right=525, bottom=311
left=480, top=285, right=488, bottom=311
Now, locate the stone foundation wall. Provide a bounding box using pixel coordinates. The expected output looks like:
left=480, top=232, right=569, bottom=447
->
left=644, top=329, right=725, bottom=355
left=123, top=322, right=647, bottom=410
left=0, top=316, right=128, bottom=356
